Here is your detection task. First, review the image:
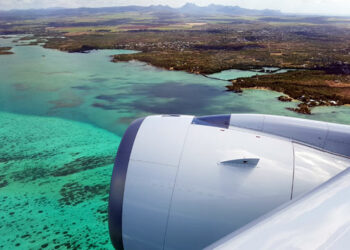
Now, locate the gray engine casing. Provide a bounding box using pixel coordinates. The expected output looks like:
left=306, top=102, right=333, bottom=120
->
left=108, top=114, right=350, bottom=250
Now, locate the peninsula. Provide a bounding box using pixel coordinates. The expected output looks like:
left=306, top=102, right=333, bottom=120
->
left=1, top=4, right=350, bottom=113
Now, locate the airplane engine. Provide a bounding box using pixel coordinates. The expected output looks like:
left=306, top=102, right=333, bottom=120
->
left=108, top=114, right=350, bottom=250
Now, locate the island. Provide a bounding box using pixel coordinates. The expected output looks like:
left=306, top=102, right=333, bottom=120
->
left=0, top=47, right=13, bottom=55
left=1, top=4, right=350, bottom=113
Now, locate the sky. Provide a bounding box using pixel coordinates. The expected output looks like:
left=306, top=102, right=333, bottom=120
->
left=0, top=0, right=349, bottom=16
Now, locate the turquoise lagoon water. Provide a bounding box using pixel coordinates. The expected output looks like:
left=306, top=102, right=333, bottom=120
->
left=0, top=111, right=120, bottom=249
left=207, top=67, right=294, bottom=81
left=1, top=35, right=350, bottom=249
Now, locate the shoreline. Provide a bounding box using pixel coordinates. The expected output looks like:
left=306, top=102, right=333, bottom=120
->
left=110, top=53, right=350, bottom=115
left=116, top=55, right=350, bottom=115
left=112, top=53, right=303, bottom=75
left=7, top=35, right=350, bottom=115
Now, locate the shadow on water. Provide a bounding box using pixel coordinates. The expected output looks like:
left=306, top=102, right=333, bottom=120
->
left=93, top=82, right=255, bottom=115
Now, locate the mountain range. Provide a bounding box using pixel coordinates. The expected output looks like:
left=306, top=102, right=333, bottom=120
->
left=0, top=3, right=283, bottom=19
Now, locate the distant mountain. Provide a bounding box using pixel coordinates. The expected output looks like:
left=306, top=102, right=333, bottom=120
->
left=179, top=3, right=282, bottom=16
left=0, top=3, right=283, bottom=20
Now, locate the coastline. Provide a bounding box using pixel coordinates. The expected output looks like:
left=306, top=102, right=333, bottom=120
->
left=5, top=34, right=350, bottom=115
left=114, top=56, right=350, bottom=115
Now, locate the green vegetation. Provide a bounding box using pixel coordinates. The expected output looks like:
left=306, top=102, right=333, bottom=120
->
left=1, top=6, right=350, bottom=113
left=227, top=70, right=350, bottom=114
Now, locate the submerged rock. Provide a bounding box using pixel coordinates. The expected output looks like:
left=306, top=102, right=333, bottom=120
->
left=0, top=47, right=13, bottom=55
left=287, top=103, right=312, bottom=115
left=278, top=95, right=293, bottom=102
left=226, top=85, right=243, bottom=93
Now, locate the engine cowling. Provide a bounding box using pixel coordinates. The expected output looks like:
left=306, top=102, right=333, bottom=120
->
left=108, top=114, right=350, bottom=250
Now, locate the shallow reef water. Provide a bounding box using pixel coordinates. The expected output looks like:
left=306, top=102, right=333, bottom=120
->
left=1, top=35, right=350, bottom=249
left=207, top=67, right=295, bottom=81
left=0, top=111, right=119, bottom=249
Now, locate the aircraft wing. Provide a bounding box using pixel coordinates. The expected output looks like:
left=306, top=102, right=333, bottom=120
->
left=206, top=167, right=350, bottom=250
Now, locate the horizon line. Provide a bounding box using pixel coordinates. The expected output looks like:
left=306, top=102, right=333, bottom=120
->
left=0, top=3, right=348, bottom=17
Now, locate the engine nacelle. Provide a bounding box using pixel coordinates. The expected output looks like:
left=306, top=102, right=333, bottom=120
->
left=108, top=114, right=350, bottom=250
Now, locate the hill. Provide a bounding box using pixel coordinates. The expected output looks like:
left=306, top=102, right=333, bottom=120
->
left=0, top=3, right=283, bottom=20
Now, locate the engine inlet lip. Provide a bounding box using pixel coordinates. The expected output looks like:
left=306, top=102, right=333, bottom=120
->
left=108, top=117, right=145, bottom=250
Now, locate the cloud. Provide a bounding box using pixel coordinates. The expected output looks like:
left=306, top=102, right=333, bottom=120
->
left=0, top=0, right=349, bottom=15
